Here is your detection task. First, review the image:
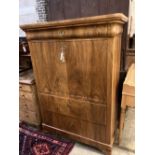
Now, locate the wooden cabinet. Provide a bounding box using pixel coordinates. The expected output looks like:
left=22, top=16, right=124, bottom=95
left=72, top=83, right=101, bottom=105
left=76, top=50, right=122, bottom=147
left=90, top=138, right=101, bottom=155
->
left=19, top=70, right=41, bottom=126
left=21, top=13, right=127, bottom=155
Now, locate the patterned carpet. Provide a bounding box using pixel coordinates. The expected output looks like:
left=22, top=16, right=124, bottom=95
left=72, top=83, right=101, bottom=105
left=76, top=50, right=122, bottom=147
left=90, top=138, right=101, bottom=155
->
left=19, top=123, right=74, bottom=155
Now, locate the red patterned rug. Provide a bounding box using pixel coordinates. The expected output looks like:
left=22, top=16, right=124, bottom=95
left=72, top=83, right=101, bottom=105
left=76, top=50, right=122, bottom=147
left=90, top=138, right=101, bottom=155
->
left=19, top=123, right=74, bottom=155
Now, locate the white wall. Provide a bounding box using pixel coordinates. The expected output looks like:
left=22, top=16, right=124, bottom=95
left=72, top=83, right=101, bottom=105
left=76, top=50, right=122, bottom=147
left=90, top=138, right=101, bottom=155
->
left=19, top=0, right=39, bottom=36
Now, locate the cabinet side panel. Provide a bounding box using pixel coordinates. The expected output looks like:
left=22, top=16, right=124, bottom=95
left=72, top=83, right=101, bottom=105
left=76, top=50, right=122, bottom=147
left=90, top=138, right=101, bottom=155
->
left=106, top=35, right=121, bottom=144
left=106, top=38, right=113, bottom=144
left=110, top=35, right=121, bottom=143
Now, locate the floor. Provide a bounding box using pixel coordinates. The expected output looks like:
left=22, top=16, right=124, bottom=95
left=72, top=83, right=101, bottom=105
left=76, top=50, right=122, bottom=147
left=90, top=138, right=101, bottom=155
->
left=69, top=108, right=135, bottom=155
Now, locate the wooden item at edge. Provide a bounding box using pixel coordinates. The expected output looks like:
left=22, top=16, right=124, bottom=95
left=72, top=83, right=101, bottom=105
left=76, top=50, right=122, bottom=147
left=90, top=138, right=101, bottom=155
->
left=19, top=70, right=41, bottom=126
left=119, top=63, right=135, bottom=144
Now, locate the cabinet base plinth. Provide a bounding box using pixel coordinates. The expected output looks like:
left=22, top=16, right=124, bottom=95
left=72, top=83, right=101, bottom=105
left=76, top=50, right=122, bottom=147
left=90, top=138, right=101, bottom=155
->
left=42, top=124, right=112, bottom=155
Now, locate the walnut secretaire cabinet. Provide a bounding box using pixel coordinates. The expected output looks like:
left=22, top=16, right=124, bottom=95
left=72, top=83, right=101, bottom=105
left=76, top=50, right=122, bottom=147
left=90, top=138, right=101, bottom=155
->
left=21, top=13, right=127, bottom=155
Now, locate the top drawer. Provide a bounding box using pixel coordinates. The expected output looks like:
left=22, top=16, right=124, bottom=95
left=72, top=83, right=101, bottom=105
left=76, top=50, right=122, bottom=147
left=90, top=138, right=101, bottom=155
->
left=19, top=84, right=33, bottom=92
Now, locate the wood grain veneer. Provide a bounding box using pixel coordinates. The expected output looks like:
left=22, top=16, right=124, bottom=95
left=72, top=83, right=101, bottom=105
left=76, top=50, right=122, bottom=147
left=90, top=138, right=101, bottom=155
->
left=21, top=13, right=127, bottom=155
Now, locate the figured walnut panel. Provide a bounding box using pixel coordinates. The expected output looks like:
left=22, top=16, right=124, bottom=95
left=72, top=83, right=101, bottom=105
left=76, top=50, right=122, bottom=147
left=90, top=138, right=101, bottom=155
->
left=30, top=39, right=108, bottom=103
left=43, top=112, right=106, bottom=143
left=39, top=94, right=107, bottom=125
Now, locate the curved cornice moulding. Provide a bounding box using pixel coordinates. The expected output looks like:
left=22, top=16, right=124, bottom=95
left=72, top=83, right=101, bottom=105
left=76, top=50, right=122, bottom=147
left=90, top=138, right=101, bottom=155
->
left=20, top=13, right=128, bottom=40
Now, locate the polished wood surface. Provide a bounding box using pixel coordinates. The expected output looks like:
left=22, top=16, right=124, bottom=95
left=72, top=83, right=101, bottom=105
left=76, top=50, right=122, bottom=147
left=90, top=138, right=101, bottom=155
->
left=39, top=94, right=106, bottom=125
left=21, top=13, right=127, bottom=31
left=29, top=39, right=108, bottom=102
left=119, top=63, right=135, bottom=144
left=21, top=14, right=127, bottom=155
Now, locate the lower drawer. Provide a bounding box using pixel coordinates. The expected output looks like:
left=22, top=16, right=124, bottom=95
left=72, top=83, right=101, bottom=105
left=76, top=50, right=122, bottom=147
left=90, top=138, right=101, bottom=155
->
left=43, top=112, right=106, bottom=143
left=19, top=110, right=40, bottom=125
left=39, top=94, right=106, bottom=125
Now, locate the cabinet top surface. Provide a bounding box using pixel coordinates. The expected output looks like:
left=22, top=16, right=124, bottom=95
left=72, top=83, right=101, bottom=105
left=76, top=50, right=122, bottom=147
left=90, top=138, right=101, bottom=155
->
left=124, top=63, right=135, bottom=87
left=20, top=13, right=127, bottom=31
